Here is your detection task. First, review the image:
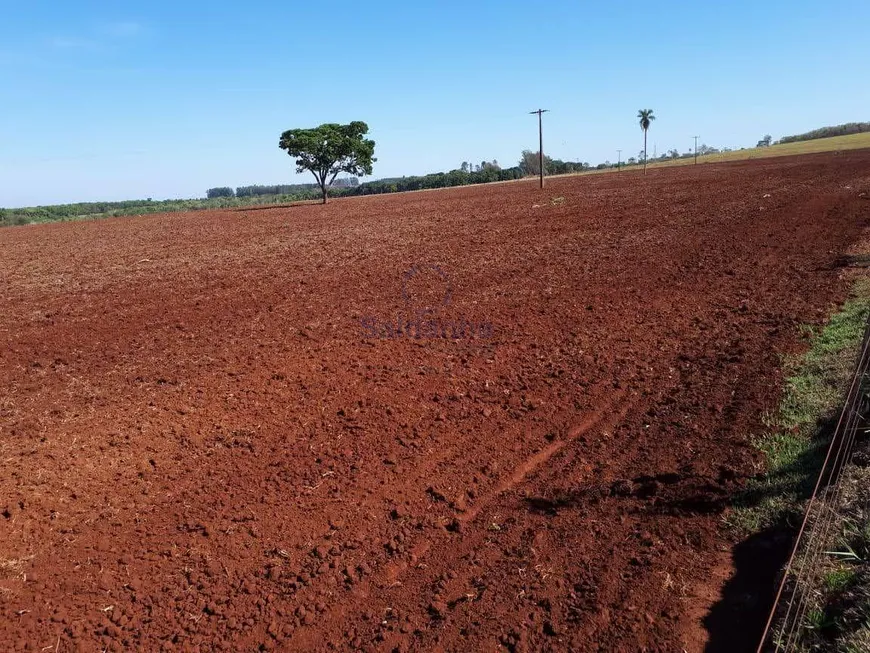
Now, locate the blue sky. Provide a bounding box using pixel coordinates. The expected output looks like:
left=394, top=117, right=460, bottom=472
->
left=1, top=0, right=868, bottom=206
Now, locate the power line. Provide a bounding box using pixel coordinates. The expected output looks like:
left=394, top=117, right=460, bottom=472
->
left=529, top=109, right=549, bottom=188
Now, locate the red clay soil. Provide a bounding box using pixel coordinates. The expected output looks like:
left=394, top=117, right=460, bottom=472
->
left=2, top=152, right=870, bottom=653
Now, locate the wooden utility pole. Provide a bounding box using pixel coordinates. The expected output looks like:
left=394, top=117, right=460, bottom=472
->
left=617, top=149, right=622, bottom=171
left=529, top=109, right=549, bottom=188
left=693, top=135, right=700, bottom=164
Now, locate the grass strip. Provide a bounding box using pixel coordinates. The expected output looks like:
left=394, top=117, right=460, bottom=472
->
left=729, top=278, right=870, bottom=535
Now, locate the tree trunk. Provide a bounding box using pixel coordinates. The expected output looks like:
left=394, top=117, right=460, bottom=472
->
left=643, top=130, right=648, bottom=175
left=321, top=185, right=328, bottom=205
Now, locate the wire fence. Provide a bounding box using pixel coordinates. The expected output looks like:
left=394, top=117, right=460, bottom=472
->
left=757, top=314, right=870, bottom=652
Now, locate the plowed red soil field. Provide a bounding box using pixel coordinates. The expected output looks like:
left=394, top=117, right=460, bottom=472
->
left=3, top=151, right=870, bottom=652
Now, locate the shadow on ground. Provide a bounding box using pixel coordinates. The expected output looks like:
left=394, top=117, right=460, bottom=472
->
left=703, top=525, right=793, bottom=652
left=702, top=411, right=845, bottom=652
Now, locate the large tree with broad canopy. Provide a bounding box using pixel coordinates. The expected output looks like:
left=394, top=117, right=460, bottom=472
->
left=278, top=121, right=376, bottom=204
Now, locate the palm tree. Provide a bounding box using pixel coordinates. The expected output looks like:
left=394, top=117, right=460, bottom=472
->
left=637, top=109, right=656, bottom=173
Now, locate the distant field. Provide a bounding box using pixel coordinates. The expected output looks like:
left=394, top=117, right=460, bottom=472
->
left=545, top=131, right=870, bottom=180
left=645, top=131, right=870, bottom=169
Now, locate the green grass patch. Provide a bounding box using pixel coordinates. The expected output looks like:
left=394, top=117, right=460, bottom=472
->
left=824, top=567, right=858, bottom=593
left=728, top=278, right=870, bottom=534
left=804, top=606, right=837, bottom=633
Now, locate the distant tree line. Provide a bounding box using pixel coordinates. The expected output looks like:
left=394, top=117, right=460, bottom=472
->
left=351, top=165, right=524, bottom=195
left=518, top=151, right=590, bottom=175
left=208, top=178, right=360, bottom=199
left=223, top=164, right=527, bottom=199
left=1, top=199, right=162, bottom=225
left=4, top=199, right=203, bottom=225
left=778, top=122, right=870, bottom=144
left=206, top=187, right=235, bottom=198
left=211, top=155, right=593, bottom=200
left=460, top=160, right=500, bottom=173
left=234, top=184, right=315, bottom=198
